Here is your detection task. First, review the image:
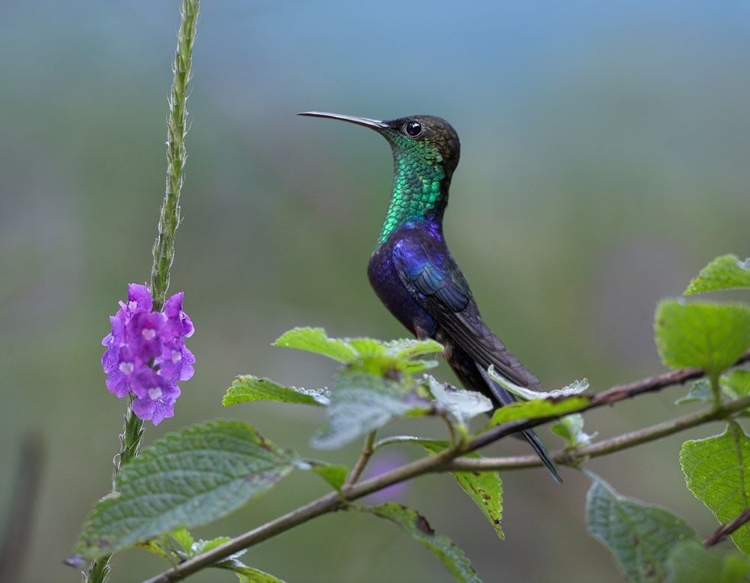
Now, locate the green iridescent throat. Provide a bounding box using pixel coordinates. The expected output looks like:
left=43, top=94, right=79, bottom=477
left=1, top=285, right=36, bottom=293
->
left=378, top=152, right=449, bottom=244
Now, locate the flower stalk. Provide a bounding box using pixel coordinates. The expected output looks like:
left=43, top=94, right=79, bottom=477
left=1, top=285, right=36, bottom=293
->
left=85, top=2, right=199, bottom=581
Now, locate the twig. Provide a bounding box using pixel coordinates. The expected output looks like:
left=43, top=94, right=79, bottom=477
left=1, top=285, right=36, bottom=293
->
left=447, top=394, right=750, bottom=472
left=344, top=431, right=376, bottom=487
left=142, top=353, right=750, bottom=583
left=464, top=350, right=750, bottom=453
left=703, top=508, right=750, bottom=548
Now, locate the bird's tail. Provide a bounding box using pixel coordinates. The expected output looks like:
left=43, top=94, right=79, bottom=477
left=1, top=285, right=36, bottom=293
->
left=522, top=428, right=562, bottom=484
left=475, top=363, right=563, bottom=483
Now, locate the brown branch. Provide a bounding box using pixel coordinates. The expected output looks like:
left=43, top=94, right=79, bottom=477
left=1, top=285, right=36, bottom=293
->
left=343, top=431, right=376, bottom=487
left=448, top=393, right=750, bottom=472
left=465, top=350, right=750, bottom=453
left=704, top=508, right=750, bottom=548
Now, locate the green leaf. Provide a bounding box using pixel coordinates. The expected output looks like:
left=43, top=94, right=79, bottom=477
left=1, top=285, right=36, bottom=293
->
left=654, top=300, right=750, bottom=377
left=551, top=414, right=596, bottom=449
left=488, top=367, right=589, bottom=400
left=666, top=541, right=750, bottom=583
left=347, top=338, right=387, bottom=357
left=307, top=462, right=349, bottom=491
left=685, top=255, right=750, bottom=295
left=274, top=327, right=357, bottom=362
left=74, top=421, right=297, bottom=560
left=158, top=535, right=287, bottom=582
left=489, top=396, right=590, bottom=426
left=724, top=370, right=750, bottom=399
left=586, top=474, right=698, bottom=583
left=223, top=376, right=328, bottom=407
left=418, top=440, right=503, bottom=539
left=311, top=369, right=430, bottom=449
left=169, top=527, right=194, bottom=555
left=272, top=329, right=441, bottom=373
left=231, top=567, right=286, bottom=583
left=675, top=380, right=715, bottom=405
left=138, top=527, right=193, bottom=562
left=385, top=338, right=444, bottom=360
left=680, top=422, right=750, bottom=555
left=359, top=503, right=482, bottom=583
left=426, top=376, right=493, bottom=430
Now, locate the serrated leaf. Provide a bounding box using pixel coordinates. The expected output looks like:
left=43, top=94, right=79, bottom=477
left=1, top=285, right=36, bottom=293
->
left=675, top=380, right=714, bottom=405
left=551, top=414, right=596, bottom=449
left=489, top=396, right=590, bottom=426
left=347, top=338, right=387, bottom=357
left=385, top=338, right=444, bottom=360
left=685, top=255, right=750, bottom=295
left=311, top=369, right=430, bottom=449
left=426, top=376, right=493, bottom=430
left=680, top=422, right=750, bottom=555
left=274, top=327, right=357, bottom=362
left=654, top=300, right=750, bottom=377
left=223, top=376, right=328, bottom=407
left=181, top=536, right=285, bottom=582
left=308, top=462, right=349, bottom=491
left=724, top=370, right=750, bottom=399
left=488, top=367, right=589, bottom=400
left=75, top=421, right=296, bottom=560
left=359, top=503, right=482, bottom=583
left=586, top=474, right=698, bottom=583
left=418, top=440, right=503, bottom=539
left=192, top=535, right=235, bottom=556
left=170, top=527, right=194, bottom=554
left=137, top=529, right=189, bottom=562
left=666, top=541, right=750, bottom=583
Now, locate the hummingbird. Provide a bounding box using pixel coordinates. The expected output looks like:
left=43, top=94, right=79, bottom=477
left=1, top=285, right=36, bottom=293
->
left=299, top=112, right=561, bottom=483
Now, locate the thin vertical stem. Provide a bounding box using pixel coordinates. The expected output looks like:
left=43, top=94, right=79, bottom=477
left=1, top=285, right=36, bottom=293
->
left=151, top=0, right=199, bottom=311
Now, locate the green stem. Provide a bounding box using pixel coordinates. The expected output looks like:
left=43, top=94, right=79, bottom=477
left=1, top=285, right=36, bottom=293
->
left=150, top=0, right=199, bottom=311
left=344, top=431, right=377, bottom=488
left=85, top=3, right=199, bottom=581
left=709, top=372, right=722, bottom=407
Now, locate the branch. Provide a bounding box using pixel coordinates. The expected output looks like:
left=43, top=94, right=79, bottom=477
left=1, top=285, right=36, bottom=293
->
left=143, top=353, right=750, bottom=583
left=344, top=431, right=376, bottom=487
left=447, top=394, right=750, bottom=472
left=703, top=508, right=750, bottom=548
left=465, top=350, right=750, bottom=453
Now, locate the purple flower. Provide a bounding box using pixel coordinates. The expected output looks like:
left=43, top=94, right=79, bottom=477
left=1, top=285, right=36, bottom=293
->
left=102, top=284, right=194, bottom=425
left=363, top=452, right=410, bottom=504
left=131, top=367, right=181, bottom=425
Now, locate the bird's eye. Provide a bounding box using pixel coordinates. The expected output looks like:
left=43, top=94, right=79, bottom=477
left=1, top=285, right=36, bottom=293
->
left=404, top=121, right=423, bottom=137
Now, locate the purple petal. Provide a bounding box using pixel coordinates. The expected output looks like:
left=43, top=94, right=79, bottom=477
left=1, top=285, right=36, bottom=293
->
left=132, top=395, right=156, bottom=421
left=104, top=346, right=141, bottom=397
left=131, top=375, right=179, bottom=425
left=164, top=292, right=183, bottom=318
left=129, top=311, right=165, bottom=360
left=127, top=283, right=153, bottom=314
left=164, top=292, right=194, bottom=338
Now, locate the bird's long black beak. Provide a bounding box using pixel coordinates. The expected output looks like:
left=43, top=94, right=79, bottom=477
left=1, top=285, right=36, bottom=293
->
left=298, top=111, right=387, bottom=130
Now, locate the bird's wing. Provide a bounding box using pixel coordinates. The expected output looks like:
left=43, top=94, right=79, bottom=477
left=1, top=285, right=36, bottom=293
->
left=392, top=232, right=543, bottom=391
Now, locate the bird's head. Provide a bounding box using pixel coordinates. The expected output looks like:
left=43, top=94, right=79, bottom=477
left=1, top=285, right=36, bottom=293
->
left=299, top=112, right=461, bottom=180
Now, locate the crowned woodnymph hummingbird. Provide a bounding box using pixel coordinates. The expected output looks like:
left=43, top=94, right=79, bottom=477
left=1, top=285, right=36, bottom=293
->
left=300, top=111, right=561, bottom=483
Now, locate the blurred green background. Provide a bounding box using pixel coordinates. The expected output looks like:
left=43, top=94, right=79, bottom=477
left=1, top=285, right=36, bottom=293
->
left=1, top=1, right=749, bottom=581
